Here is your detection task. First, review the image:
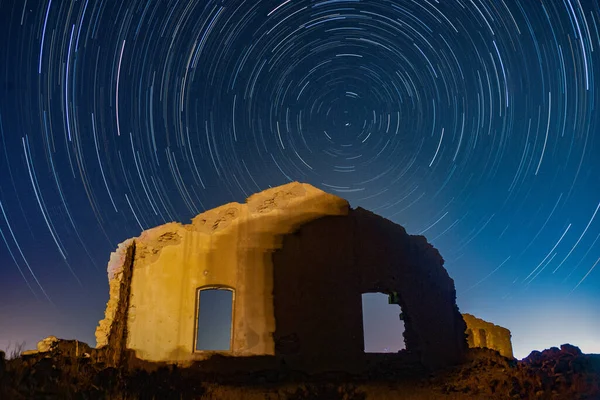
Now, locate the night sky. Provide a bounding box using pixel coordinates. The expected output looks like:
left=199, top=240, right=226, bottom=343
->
left=0, top=0, right=599, bottom=359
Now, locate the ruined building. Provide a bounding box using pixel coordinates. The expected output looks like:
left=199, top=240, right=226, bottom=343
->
left=96, top=182, right=512, bottom=372
left=463, top=313, right=514, bottom=358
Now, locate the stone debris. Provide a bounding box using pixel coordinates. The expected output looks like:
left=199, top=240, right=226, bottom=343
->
left=1, top=341, right=598, bottom=399
left=432, top=345, right=599, bottom=399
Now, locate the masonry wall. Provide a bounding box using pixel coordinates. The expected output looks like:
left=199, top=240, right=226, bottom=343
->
left=95, top=238, right=135, bottom=366
left=354, top=208, right=466, bottom=367
left=96, top=182, right=468, bottom=370
left=272, top=215, right=361, bottom=371
left=96, top=183, right=349, bottom=363
left=272, top=208, right=467, bottom=370
left=463, top=313, right=514, bottom=358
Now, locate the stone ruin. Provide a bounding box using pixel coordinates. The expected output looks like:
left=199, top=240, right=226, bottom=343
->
left=95, top=182, right=513, bottom=372
left=463, top=313, right=513, bottom=358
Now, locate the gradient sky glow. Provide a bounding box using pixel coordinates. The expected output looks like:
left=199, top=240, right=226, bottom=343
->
left=1, top=0, right=599, bottom=359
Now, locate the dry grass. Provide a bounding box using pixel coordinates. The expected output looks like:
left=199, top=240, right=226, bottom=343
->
left=3, top=341, right=27, bottom=360
left=1, top=344, right=598, bottom=399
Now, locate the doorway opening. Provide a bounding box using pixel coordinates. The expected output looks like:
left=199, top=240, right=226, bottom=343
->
left=361, top=292, right=405, bottom=353
left=194, top=287, right=234, bottom=351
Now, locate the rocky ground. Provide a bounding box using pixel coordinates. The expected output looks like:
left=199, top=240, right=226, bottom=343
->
left=0, top=341, right=598, bottom=399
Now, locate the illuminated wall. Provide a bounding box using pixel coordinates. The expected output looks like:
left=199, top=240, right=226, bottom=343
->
left=96, top=182, right=468, bottom=370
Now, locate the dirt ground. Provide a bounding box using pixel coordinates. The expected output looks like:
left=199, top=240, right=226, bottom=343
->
left=1, top=343, right=598, bottom=399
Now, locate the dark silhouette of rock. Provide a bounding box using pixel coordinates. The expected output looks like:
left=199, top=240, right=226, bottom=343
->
left=427, top=346, right=599, bottom=399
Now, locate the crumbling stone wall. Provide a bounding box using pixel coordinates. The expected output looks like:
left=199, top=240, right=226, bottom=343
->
left=463, top=313, right=514, bottom=358
left=95, top=239, right=136, bottom=366
left=272, top=207, right=467, bottom=370
left=96, top=183, right=349, bottom=363
left=96, top=182, right=469, bottom=371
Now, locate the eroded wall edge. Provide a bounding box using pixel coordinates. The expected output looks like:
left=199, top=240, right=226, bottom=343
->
left=95, top=238, right=136, bottom=363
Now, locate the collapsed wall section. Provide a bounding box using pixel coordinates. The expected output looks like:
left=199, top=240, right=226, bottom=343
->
left=463, top=313, right=514, bottom=358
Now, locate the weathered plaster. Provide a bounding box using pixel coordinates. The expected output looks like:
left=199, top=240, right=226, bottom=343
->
left=96, top=182, right=469, bottom=371
left=97, top=183, right=349, bottom=364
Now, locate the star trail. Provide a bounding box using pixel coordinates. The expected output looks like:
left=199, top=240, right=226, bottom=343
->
left=1, top=0, right=599, bottom=358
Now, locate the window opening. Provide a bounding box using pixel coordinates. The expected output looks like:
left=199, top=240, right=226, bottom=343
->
left=195, top=287, right=234, bottom=351
left=362, top=292, right=405, bottom=353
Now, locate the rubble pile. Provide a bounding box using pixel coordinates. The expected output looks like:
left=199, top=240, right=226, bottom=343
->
left=1, top=338, right=598, bottom=399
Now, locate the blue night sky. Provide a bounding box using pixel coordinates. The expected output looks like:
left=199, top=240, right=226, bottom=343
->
left=0, top=0, right=599, bottom=359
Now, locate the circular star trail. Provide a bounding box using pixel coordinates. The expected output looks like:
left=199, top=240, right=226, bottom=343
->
left=0, top=0, right=599, bottom=357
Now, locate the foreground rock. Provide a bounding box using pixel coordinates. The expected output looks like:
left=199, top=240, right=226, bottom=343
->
left=1, top=339, right=598, bottom=399
left=431, top=345, right=599, bottom=399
